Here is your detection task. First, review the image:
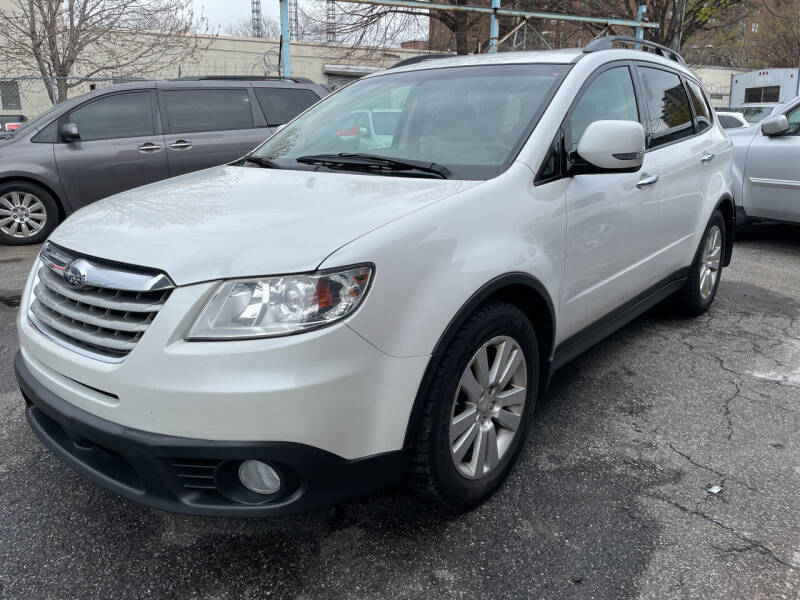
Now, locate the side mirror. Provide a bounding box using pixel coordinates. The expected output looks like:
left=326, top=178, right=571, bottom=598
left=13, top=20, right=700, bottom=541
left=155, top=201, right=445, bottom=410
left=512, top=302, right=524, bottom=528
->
left=761, top=115, right=789, bottom=136
left=576, top=120, right=645, bottom=172
left=60, top=122, right=80, bottom=142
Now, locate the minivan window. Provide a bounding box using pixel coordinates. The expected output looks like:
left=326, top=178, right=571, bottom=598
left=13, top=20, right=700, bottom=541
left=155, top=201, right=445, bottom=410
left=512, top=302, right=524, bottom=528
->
left=639, top=67, right=694, bottom=148
left=568, top=66, right=639, bottom=151
left=250, top=64, right=569, bottom=180
left=254, top=88, right=320, bottom=126
left=164, top=89, right=254, bottom=134
left=686, top=79, right=712, bottom=133
left=68, top=92, right=154, bottom=141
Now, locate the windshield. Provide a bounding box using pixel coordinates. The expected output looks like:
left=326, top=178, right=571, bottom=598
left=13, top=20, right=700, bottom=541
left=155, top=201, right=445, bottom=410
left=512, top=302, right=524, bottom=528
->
left=730, top=106, right=774, bottom=124
left=251, top=64, right=569, bottom=180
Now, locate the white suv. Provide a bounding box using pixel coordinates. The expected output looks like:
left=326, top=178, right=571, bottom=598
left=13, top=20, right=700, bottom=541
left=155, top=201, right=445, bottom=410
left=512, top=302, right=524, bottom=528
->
left=15, top=38, right=734, bottom=516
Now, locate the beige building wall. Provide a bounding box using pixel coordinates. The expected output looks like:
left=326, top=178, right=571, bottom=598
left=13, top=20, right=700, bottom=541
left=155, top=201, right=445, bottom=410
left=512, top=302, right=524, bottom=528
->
left=694, top=66, right=746, bottom=107
left=2, top=33, right=426, bottom=117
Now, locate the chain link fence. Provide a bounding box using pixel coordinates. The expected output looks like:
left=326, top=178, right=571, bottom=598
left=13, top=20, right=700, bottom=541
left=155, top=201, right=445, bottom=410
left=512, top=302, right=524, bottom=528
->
left=0, top=77, right=143, bottom=122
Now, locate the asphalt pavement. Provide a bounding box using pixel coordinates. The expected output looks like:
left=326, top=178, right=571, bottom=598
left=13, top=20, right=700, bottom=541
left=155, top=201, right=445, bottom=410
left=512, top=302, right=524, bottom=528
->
left=0, top=225, right=798, bottom=599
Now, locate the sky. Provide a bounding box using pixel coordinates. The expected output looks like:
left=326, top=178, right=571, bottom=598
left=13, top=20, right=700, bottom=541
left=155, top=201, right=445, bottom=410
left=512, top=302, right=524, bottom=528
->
left=195, top=0, right=281, bottom=33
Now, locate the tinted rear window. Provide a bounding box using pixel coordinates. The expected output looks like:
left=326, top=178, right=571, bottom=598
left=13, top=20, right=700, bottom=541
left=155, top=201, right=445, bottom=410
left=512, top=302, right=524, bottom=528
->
left=718, top=115, right=741, bottom=129
left=164, top=89, right=254, bottom=133
left=254, top=88, right=321, bottom=126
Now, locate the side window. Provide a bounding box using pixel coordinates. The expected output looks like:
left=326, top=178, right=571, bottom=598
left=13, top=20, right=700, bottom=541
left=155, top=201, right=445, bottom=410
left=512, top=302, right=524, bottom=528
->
left=254, top=88, right=321, bottom=126
left=164, top=89, right=253, bottom=134
left=535, top=132, right=563, bottom=185
left=786, top=106, right=800, bottom=136
left=32, top=121, right=59, bottom=143
left=68, top=92, right=154, bottom=142
left=639, top=67, right=694, bottom=148
left=686, top=79, right=712, bottom=133
left=567, top=66, right=639, bottom=152
left=718, top=115, right=740, bottom=129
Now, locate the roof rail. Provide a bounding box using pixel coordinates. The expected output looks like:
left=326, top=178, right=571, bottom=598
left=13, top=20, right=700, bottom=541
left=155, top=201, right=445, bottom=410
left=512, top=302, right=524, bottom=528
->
left=582, top=35, right=686, bottom=65
left=389, top=54, right=453, bottom=69
left=172, top=75, right=315, bottom=84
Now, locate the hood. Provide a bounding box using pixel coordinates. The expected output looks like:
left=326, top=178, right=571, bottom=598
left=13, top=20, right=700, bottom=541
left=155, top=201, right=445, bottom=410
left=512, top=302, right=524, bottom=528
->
left=50, top=165, right=481, bottom=285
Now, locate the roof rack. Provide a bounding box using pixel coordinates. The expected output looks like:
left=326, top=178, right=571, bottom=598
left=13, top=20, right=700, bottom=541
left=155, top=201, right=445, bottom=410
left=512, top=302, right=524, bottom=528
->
left=582, top=35, right=686, bottom=65
left=172, top=75, right=315, bottom=83
left=389, top=54, right=453, bottom=69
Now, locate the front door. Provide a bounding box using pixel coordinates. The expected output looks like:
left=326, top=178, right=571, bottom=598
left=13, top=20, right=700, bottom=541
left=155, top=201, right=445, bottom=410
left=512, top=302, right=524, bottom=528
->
left=54, top=90, right=169, bottom=210
left=743, top=103, right=800, bottom=222
left=560, top=63, right=662, bottom=340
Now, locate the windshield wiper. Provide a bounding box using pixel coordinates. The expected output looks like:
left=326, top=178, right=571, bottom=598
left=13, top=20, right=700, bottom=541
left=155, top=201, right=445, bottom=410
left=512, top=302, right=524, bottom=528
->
left=295, top=153, right=450, bottom=179
left=239, top=155, right=282, bottom=169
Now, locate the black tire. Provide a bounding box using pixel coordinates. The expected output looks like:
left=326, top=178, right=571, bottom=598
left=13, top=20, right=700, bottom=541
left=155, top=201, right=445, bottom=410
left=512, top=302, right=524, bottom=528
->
left=0, top=181, right=59, bottom=245
left=677, top=209, right=726, bottom=317
left=409, top=302, right=539, bottom=511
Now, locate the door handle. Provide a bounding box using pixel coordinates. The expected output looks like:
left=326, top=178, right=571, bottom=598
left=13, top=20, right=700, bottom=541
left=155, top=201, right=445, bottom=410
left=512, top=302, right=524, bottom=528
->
left=636, top=174, right=659, bottom=188
left=138, top=142, right=164, bottom=153
left=701, top=152, right=715, bottom=163
left=169, top=140, right=193, bottom=150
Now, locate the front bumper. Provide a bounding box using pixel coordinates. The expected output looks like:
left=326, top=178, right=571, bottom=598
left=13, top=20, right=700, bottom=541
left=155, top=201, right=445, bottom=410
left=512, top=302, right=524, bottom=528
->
left=15, top=352, right=410, bottom=517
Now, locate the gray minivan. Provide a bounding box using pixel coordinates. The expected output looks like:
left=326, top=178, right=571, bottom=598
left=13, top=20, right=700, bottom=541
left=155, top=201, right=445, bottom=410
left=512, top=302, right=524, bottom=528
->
left=0, top=77, right=329, bottom=245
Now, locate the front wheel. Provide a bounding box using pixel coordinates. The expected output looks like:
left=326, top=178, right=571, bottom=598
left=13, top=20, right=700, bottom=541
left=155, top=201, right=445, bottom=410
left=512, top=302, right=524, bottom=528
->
left=410, top=302, right=538, bottom=511
left=677, top=210, right=726, bottom=317
left=0, top=181, right=59, bottom=245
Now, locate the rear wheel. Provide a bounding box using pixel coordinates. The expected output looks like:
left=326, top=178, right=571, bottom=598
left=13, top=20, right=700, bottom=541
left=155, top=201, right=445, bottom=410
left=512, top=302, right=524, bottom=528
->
left=0, top=181, right=59, bottom=245
left=410, top=302, right=538, bottom=511
left=677, top=210, right=726, bottom=317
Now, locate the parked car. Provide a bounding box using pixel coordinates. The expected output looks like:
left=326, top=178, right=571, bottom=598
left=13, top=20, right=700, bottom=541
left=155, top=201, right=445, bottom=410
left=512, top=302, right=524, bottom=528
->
left=716, top=111, right=750, bottom=129
left=0, top=113, right=27, bottom=132
left=717, top=103, right=777, bottom=124
left=729, top=95, right=800, bottom=226
left=15, top=37, right=734, bottom=517
left=0, top=77, right=329, bottom=245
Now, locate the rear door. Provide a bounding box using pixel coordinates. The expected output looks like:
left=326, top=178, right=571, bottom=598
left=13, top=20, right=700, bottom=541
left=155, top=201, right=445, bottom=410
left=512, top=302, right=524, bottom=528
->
left=635, top=65, right=706, bottom=275
left=159, top=86, right=269, bottom=177
left=53, top=90, right=169, bottom=209
left=559, top=63, right=663, bottom=340
left=742, top=102, right=800, bottom=222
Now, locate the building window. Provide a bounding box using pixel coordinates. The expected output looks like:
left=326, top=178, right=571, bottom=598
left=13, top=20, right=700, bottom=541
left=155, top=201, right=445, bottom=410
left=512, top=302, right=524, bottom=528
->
left=744, top=86, right=780, bottom=103
left=0, top=80, right=21, bottom=111
left=751, top=22, right=759, bottom=32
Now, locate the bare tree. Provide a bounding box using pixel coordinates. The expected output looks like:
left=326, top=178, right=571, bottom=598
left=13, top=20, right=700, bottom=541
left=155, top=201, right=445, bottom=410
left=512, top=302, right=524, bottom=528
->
left=0, top=0, right=213, bottom=103
left=756, top=0, right=800, bottom=66
left=222, top=16, right=281, bottom=39
left=302, top=0, right=483, bottom=55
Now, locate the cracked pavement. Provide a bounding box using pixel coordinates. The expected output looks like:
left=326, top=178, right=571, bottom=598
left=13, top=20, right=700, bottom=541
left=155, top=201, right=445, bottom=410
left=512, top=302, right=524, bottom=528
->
left=1, top=225, right=798, bottom=599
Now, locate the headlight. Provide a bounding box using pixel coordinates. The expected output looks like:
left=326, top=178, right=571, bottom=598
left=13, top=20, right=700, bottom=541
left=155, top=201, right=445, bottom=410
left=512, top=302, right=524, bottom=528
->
left=186, top=265, right=373, bottom=340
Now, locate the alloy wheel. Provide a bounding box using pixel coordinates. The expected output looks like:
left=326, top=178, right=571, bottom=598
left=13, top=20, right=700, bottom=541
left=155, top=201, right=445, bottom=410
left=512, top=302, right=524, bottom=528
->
left=699, top=224, right=722, bottom=300
left=449, top=335, right=527, bottom=480
left=0, top=191, right=48, bottom=239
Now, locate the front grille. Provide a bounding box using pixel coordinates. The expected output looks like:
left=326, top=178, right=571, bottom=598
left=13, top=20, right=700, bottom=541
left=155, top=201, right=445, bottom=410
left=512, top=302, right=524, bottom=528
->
left=28, top=242, right=174, bottom=361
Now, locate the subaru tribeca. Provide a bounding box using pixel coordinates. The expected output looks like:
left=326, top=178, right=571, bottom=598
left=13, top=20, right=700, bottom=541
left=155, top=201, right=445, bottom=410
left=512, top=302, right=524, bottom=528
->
left=15, top=38, right=735, bottom=516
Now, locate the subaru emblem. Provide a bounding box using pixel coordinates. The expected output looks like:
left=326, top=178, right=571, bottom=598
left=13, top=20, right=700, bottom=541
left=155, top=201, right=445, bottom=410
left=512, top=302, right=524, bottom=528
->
left=63, top=262, right=87, bottom=289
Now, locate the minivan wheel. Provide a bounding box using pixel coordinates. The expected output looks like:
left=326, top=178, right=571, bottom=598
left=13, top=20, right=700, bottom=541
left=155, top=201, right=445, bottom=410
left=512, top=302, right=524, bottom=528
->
left=0, top=181, right=59, bottom=245
left=410, top=302, right=538, bottom=511
left=677, top=210, right=726, bottom=317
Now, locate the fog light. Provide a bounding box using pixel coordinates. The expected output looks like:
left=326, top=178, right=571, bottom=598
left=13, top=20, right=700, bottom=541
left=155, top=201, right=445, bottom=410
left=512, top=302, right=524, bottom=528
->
left=238, top=460, right=281, bottom=495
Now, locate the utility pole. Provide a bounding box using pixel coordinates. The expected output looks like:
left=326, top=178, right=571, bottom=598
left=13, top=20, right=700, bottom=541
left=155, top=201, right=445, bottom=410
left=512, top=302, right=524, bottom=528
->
left=279, top=0, right=291, bottom=76
left=672, top=0, right=687, bottom=51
